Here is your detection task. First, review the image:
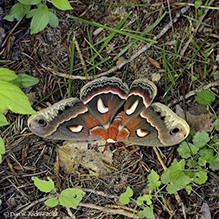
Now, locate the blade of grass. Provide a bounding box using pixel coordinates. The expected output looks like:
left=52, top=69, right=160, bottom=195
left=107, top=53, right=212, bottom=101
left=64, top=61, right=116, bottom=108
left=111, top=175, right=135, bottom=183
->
left=113, top=12, right=167, bottom=61
left=68, top=14, right=157, bottom=44
left=68, top=38, right=75, bottom=97
left=90, top=11, right=132, bottom=63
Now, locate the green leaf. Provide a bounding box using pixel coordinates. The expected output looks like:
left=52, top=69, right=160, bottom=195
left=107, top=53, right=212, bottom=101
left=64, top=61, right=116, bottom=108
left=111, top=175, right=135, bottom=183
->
left=0, top=80, right=35, bottom=114
left=4, top=3, right=30, bottom=21
left=199, top=148, right=214, bottom=163
left=18, top=0, right=41, bottom=5
left=214, top=119, right=219, bottom=131
left=138, top=206, right=155, bottom=219
left=51, top=0, right=73, bottom=10
left=209, top=154, right=219, bottom=171
left=147, top=170, right=161, bottom=189
left=137, top=195, right=152, bottom=206
left=192, top=168, right=207, bottom=184
left=32, top=177, right=55, bottom=192
left=11, top=73, right=39, bottom=89
left=194, top=0, right=202, bottom=9
left=166, top=175, right=191, bottom=194
left=177, top=141, right=199, bottom=158
left=161, top=159, right=185, bottom=183
left=45, top=197, right=59, bottom=207
left=119, top=186, right=133, bottom=205
left=214, top=71, right=219, bottom=81
left=0, top=137, right=5, bottom=154
left=30, top=4, right=50, bottom=34
left=193, top=131, right=210, bottom=148
left=0, top=113, right=9, bottom=126
left=59, top=188, right=85, bottom=209
left=185, top=185, right=192, bottom=194
left=0, top=67, right=18, bottom=81
left=195, top=90, right=215, bottom=105
left=26, top=9, right=37, bottom=18
left=49, top=11, right=59, bottom=27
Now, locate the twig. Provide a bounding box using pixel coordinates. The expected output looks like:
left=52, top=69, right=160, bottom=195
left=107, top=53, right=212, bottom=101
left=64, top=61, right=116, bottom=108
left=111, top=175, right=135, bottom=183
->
left=74, top=37, right=87, bottom=71
left=78, top=202, right=139, bottom=218
left=168, top=81, right=219, bottom=107
left=41, top=64, right=115, bottom=80
left=83, top=188, right=118, bottom=199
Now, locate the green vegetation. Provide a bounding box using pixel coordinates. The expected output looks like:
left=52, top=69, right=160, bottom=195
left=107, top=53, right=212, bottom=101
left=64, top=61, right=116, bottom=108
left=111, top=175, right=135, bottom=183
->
left=32, top=177, right=85, bottom=209
left=0, top=67, right=38, bottom=163
left=4, top=0, right=72, bottom=34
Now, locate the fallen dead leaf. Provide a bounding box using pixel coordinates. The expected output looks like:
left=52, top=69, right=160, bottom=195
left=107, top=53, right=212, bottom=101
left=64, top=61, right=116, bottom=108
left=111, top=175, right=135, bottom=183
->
left=57, top=140, right=113, bottom=177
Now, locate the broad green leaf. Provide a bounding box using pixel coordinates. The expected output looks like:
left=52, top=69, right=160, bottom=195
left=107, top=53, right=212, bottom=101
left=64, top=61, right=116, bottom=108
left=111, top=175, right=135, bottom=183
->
left=51, top=0, right=73, bottom=10
left=26, top=9, right=37, bottom=18
left=32, top=177, right=55, bottom=192
left=199, top=148, right=214, bottom=163
left=0, top=81, right=35, bottom=114
left=119, top=186, right=133, bottom=205
left=209, top=154, right=219, bottom=171
left=11, top=73, right=39, bottom=89
left=0, top=68, right=18, bottom=81
left=31, top=4, right=50, bottom=34
left=192, top=168, right=207, bottom=184
left=0, top=113, right=9, bottom=126
left=193, top=131, right=210, bottom=148
left=45, top=197, right=59, bottom=207
left=137, top=195, right=152, bottom=206
left=214, top=119, right=219, bottom=131
left=4, top=3, right=30, bottom=21
left=19, top=0, right=41, bottom=5
left=49, top=11, right=59, bottom=27
left=177, top=141, right=199, bottom=158
left=195, top=90, right=215, bottom=105
left=161, top=159, right=185, bottom=183
left=147, top=170, right=161, bottom=189
left=214, top=71, right=219, bottom=81
left=187, top=159, right=197, bottom=168
left=166, top=175, right=191, bottom=194
left=138, top=206, right=155, bottom=219
left=59, top=188, right=85, bottom=209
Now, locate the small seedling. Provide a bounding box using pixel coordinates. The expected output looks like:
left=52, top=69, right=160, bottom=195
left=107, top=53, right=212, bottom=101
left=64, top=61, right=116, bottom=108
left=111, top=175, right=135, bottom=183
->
left=32, top=177, right=85, bottom=209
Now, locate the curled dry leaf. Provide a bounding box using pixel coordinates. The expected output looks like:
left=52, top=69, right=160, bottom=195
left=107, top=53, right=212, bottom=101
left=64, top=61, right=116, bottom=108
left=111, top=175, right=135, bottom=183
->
left=56, top=140, right=113, bottom=177
left=146, top=56, right=161, bottom=69
left=176, top=105, right=215, bottom=132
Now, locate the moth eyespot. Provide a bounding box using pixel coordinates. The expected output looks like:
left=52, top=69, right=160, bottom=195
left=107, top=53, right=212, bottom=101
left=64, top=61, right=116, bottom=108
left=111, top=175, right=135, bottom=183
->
left=160, top=116, right=165, bottom=121
left=68, top=125, right=83, bottom=133
left=58, top=109, right=64, bottom=115
left=97, top=98, right=109, bottom=113
left=126, top=100, right=139, bottom=115
left=170, top=128, right=179, bottom=135
left=136, top=129, right=150, bottom=138
left=38, top=119, right=47, bottom=127
left=64, top=105, right=70, bottom=110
